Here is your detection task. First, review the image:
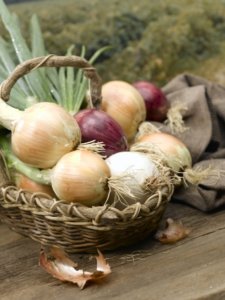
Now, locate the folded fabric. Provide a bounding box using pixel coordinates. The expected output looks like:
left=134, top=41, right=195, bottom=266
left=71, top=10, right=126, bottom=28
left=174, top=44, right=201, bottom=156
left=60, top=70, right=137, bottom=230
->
left=155, top=74, right=225, bottom=212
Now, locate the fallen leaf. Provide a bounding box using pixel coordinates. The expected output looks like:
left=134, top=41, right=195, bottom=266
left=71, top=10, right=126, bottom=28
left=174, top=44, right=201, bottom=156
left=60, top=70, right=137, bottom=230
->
left=155, top=218, right=191, bottom=244
left=39, top=247, right=111, bottom=289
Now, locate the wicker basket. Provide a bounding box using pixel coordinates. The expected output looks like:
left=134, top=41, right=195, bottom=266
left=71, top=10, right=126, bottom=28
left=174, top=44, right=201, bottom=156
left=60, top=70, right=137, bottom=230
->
left=0, top=55, right=174, bottom=253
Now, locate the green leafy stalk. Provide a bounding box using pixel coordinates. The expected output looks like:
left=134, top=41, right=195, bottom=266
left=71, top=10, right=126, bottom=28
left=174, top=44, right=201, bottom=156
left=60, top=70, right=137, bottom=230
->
left=0, top=136, right=51, bottom=185
left=0, top=65, right=29, bottom=109
left=88, top=46, right=113, bottom=65
left=0, top=37, right=29, bottom=96
left=71, top=46, right=112, bottom=114
left=58, top=67, right=67, bottom=108
left=30, top=14, right=46, bottom=59
left=72, top=46, right=86, bottom=114
left=0, top=0, right=53, bottom=101
left=30, top=14, right=60, bottom=103
left=60, top=45, right=113, bottom=114
left=66, top=45, right=75, bottom=112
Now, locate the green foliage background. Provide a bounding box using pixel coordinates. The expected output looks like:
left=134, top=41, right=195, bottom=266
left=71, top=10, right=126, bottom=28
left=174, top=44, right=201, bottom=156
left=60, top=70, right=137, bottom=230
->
left=1, top=0, right=225, bottom=86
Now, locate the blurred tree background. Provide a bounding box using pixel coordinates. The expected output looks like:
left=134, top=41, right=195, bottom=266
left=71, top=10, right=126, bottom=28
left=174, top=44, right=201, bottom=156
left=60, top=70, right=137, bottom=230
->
left=1, top=0, right=225, bottom=86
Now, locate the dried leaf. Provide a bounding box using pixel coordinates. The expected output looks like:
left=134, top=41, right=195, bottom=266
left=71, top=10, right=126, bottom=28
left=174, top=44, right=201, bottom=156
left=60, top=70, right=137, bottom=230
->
left=155, top=218, right=191, bottom=244
left=39, top=247, right=111, bottom=289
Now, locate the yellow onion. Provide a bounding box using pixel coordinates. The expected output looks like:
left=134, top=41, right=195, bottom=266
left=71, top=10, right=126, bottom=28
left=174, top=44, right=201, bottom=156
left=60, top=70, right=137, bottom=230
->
left=14, top=172, right=56, bottom=197
left=101, top=80, right=146, bottom=141
left=133, top=132, right=192, bottom=172
left=8, top=102, right=81, bottom=169
left=51, top=149, right=110, bottom=205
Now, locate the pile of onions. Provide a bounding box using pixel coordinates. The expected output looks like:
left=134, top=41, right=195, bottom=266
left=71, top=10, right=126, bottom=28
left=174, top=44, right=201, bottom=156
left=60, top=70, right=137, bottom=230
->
left=132, top=132, right=192, bottom=173
left=0, top=78, right=184, bottom=207
left=74, top=108, right=128, bottom=157
left=132, top=81, right=169, bottom=122
left=2, top=134, right=170, bottom=207
left=0, top=100, right=81, bottom=168
left=101, top=80, right=146, bottom=141
left=105, top=151, right=159, bottom=206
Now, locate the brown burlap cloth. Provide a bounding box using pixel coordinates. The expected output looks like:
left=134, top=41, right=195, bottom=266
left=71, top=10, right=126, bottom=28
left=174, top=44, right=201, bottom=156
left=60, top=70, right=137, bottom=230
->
left=153, top=73, right=225, bottom=212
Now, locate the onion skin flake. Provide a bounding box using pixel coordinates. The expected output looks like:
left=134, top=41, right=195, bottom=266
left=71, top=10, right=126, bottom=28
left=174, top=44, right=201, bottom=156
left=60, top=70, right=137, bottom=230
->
left=39, top=247, right=111, bottom=289
left=155, top=218, right=191, bottom=244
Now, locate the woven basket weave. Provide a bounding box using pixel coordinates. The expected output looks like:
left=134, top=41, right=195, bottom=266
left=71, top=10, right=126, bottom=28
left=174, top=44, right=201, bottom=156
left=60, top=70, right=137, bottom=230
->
left=0, top=55, right=174, bottom=253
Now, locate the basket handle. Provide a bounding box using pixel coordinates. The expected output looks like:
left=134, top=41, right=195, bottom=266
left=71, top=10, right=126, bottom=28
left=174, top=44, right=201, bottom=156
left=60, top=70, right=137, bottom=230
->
left=0, top=54, right=102, bottom=107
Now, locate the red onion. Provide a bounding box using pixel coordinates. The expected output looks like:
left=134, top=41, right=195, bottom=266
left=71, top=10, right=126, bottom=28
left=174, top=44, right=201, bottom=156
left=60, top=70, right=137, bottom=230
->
left=74, top=109, right=128, bottom=157
left=133, top=81, right=169, bottom=122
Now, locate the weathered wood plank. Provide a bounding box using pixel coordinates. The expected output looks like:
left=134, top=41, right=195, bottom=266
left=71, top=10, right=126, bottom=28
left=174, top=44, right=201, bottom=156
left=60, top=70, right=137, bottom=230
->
left=1, top=203, right=225, bottom=300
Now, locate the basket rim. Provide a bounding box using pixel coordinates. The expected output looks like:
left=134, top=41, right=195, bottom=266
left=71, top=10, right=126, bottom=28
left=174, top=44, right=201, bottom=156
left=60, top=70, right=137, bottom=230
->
left=0, top=183, right=173, bottom=225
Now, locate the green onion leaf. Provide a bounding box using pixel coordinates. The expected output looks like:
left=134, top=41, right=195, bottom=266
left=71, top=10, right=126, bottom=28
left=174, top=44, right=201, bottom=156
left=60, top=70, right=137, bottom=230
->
left=58, top=67, right=67, bottom=108
left=0, top=37, right=30, bottom=96
left=0, top=0, right=52, bottom=101
left=89, top=45, right=113, bottom=64
left=65, top=45, right=75, bottom=112
left=30, top=14, right=59, bottom=102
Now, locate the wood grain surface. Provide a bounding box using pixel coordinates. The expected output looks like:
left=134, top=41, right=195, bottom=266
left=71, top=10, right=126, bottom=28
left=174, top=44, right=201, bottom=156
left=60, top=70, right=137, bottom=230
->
left=1, top=202, right=225, bottom=300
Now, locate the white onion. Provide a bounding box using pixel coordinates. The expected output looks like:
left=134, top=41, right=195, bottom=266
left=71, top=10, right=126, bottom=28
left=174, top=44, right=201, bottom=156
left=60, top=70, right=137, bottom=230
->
left=106, top=151, right=159, bottom=206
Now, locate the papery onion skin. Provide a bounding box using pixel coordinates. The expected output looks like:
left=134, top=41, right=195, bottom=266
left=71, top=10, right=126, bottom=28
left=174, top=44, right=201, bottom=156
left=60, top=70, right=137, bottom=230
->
left=74, top=108, right=128, bottom=157
left=101, top=81, right=146, bottom=141
left=106, top=151, right=159, bottom=205
left=155, top=218, right=191, bottom=244
left=133, top=81, right=169, bottom=122
left=51, top=150, right=110, bottom=205
left=11, top=102, right=81, bottom=169
left=136, top=132, right=192, bottom=172
left=15, top=172, right=55, bottom=197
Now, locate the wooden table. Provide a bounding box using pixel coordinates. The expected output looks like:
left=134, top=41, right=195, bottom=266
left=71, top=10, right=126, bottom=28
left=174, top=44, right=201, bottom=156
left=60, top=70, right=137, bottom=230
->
left=1, top=202, right=225, bottom=300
